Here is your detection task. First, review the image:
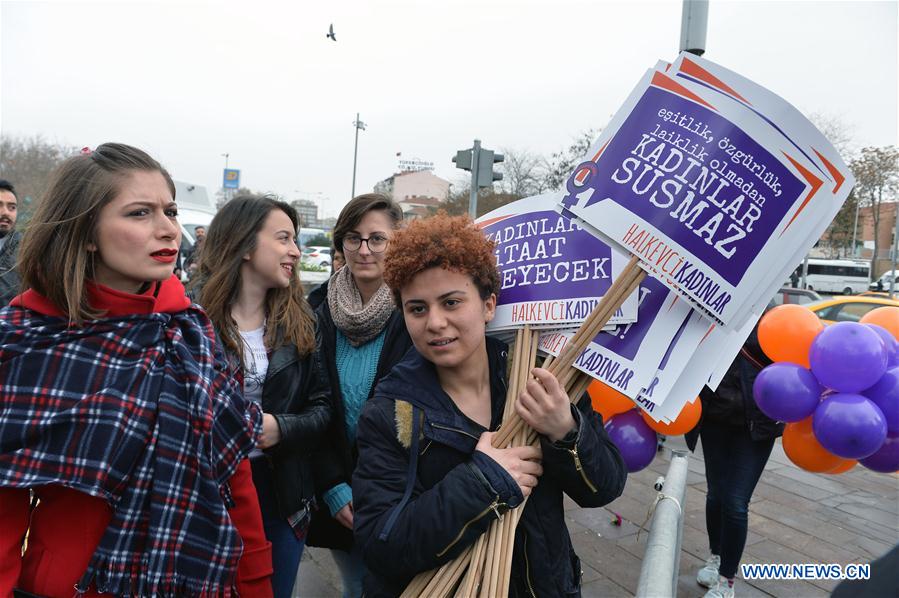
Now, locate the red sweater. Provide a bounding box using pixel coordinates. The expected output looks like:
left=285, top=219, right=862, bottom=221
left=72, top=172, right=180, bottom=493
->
left=0, top=277, right=273, bottom=597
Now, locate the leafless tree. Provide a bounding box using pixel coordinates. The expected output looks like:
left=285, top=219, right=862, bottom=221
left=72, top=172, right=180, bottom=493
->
left=541, top=129, right=601, bottom=191
left=807, top=114, right=858, bottom=257
left=808, top=112, right=857, bottom=163
left=434, top=185, right=520, bottom=219
left=497, top=148, right=548, bottom=198
left=850, top=146, right=899, bottom=274
left=0, top=135, right=76, bottom=225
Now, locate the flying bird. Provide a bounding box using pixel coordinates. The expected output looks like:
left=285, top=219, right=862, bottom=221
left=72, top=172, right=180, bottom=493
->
left=327, top=24, right=336, bottom=41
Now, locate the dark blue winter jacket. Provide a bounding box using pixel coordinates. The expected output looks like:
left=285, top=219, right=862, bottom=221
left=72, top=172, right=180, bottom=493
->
left=352, top=337, right=627, bottom=597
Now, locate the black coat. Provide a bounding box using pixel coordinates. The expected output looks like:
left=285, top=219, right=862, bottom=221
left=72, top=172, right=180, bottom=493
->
left=685, top=324, right=784, bottom=451
left=353, top=338, right=628, bottom=597
left=306, top=301, right=413, bottom=551
left=259, top=339, right=333, bottom=518
left=306, top=278, right=328, bottom=310
left=0, top=231, right=21, bottom=307
left=188, top=280, right=333, bottom=519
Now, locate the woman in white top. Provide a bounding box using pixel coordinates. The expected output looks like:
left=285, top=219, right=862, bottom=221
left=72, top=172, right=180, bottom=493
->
left=192, top=194, right=332, bottom=598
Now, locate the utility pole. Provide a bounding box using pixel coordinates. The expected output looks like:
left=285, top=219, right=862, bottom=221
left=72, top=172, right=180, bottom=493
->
left=469, top=139, right=481, bottom=218
left=351, top=113, right=366, bottom=198
left=452, top=140, right=504, bottom=218
left=890, top=211, right=898, bottom=297
left=221, top=153, right=230, bottom=202
left=851, top=199, right=861, bottom=257
left=679, top=0, right=709, bottom=56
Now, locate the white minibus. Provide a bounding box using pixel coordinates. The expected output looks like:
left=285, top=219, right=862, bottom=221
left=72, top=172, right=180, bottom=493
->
left=803, top=259, right=870, bottom=295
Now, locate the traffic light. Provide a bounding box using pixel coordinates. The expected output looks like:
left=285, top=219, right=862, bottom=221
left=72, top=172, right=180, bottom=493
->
left=477, top=150, right=504, bottom=188
left=452, top=149, right=473, bottom=171
left=452, top=140, right=503, bottom=217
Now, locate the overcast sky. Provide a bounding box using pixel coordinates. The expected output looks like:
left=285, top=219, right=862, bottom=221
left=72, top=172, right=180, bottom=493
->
left=2, top=0, right=896, bottom=218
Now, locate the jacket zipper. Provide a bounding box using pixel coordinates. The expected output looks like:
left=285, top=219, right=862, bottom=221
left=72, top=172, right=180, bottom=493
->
left=523, top=533, right=537, bottom=598
left=430, top=422, right=480, bottom=442
left=436, top=495, right=504, bottom=558
left=569, top=447, right=598, bottom=493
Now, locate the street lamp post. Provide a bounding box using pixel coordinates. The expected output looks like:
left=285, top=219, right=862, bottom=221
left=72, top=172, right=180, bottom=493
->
left=351, top=113, right=366, bottom=199
left=680, top=0, right=709, bottom=56
left=221, top=153, right=230, bottom=202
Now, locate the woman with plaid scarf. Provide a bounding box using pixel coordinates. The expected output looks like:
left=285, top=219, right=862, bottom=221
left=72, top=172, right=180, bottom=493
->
left=0, top=143, right=272, bottom=597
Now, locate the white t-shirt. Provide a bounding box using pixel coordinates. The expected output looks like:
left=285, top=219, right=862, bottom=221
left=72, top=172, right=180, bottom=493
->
left=239, top=325, right=269, bottom=459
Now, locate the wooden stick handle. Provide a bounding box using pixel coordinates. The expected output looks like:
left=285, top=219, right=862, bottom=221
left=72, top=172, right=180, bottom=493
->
left=457, top=531, right=488, bottom=597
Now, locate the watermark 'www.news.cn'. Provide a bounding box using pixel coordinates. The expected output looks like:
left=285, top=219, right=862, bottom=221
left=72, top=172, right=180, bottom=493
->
left=741, top=563, right=870, bottom=581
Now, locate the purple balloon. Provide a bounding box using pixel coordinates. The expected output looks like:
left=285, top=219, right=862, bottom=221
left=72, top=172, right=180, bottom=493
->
left=604, top=410, right=657, bottom=473
left=865, top=324, right=899, bottom=368
left=809, top=322, right=888, bottom=392
left=859, top=434, right=899, bottom=473
left=862, top=366, right=899, bottom=436
left=812, top=393, right=888, bottom=459
left=753, top=363, right=822, bottom=422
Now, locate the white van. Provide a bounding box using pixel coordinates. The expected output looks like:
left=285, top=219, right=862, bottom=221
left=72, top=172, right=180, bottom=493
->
left=179, top=207, right=214, bottom=244
left=173, top=182, right=216, bottom=277
left=803, top=258, right=871, bottom=294
left=870, top=270, right=898, bottom=291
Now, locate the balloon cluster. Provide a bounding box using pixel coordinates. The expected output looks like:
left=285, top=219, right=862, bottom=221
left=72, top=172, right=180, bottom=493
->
left=589, top=381, right=702, bottom=473
left=755, top=305, right=899, bottom=474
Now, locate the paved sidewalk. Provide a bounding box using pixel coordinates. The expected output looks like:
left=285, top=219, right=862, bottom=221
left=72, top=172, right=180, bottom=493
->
left=295, top=435, right=899, bottom=597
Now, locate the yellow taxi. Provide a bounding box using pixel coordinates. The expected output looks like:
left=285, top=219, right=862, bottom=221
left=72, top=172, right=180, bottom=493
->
left=806, top=295, right=899, bottom=324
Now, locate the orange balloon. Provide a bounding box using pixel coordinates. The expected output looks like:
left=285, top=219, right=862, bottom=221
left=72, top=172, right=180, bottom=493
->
left=860, top=306, right=899, bottom=341
left=588, top=380, right=635, bottom=422
left=782, top=417, right=855, bottom=473
left=641, top=398, right=702, bottom=436
left=758, top=304, right=824, bottom=367
left=825, top=459, right=857, bottom=474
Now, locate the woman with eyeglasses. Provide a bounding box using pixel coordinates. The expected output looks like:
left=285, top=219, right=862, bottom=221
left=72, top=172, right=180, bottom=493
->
left=305, top=193, right=412, bottom=597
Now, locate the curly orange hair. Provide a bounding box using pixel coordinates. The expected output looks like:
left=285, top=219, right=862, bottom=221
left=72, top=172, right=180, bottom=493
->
left=383, top=213, right=500, bottom=305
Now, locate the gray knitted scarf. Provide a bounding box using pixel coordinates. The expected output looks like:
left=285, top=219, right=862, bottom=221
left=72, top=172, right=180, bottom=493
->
left=327, top=265, right=395, bottom=347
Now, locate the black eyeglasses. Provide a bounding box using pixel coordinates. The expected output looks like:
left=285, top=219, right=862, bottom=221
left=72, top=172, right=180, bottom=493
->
left=343, top=234, right=388, bottom=253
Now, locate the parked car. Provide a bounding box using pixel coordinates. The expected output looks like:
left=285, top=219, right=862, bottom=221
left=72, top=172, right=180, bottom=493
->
left=869, top=270, right=898, bottom=291
left=770, top=287, right=821, bottom=306
left=302, top=246, right=332, bottom=267
left=806, top=295, right=899, bottom=324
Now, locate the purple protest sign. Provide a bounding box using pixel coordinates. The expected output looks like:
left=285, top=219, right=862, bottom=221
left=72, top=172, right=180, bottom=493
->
left=561, top=66, right=841, bottom=327
left=538, top=276, right=693, bottom=398
left=578, top=85, right=804, bottom=286
left=477, top=193, right=636, bottom=331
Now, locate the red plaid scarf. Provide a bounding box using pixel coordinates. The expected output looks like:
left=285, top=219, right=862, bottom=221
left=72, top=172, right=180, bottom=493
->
left=0, top=278, right=261, bottom=596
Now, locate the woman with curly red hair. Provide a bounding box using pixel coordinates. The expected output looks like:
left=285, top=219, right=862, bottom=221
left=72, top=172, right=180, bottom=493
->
left=352, top=213, right=626, bottom=597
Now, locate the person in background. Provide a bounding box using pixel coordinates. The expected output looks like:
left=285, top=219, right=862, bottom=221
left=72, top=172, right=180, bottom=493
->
left=0, top=179, right=21, bottom=306
left=183, top=224, right=206, bottom=270
left=353, top=214, right=627, bottom=596
left=192, top=194, right=332, bottom=598
left=0, top=143, right=272, bottom=597
left=686, top=316, right=783, bottom=598
left=305, top=193, right=411, bottom=598
left=332, top=247, right=346, bottom=273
